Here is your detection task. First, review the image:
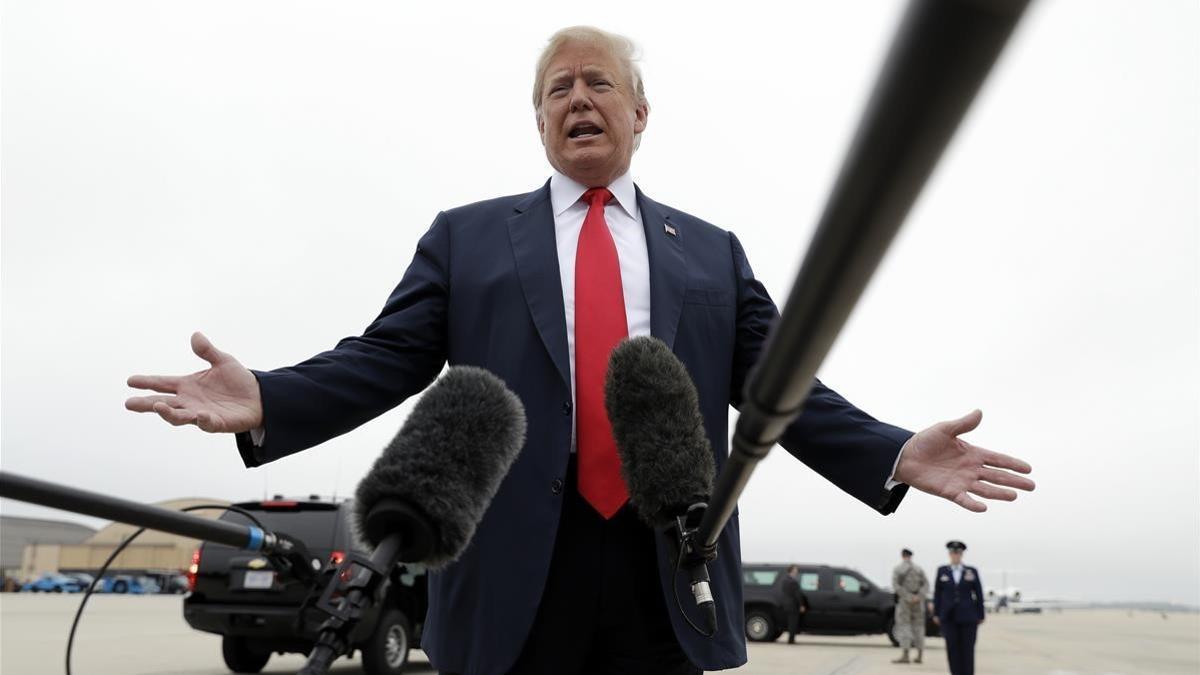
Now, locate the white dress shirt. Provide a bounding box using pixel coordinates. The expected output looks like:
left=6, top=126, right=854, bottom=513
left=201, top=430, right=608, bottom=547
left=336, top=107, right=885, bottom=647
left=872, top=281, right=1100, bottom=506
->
left=951, top=565, right=964, bottom=585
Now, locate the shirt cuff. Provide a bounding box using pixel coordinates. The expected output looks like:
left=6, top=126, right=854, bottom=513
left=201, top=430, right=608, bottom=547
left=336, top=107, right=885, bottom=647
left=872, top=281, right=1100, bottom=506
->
left=250, top=427, right=266, bottom=447
left=883, top=437, right=909, bottom=490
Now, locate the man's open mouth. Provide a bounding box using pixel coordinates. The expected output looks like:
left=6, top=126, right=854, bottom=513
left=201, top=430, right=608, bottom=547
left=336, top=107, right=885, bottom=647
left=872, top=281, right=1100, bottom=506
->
left=568, top=122, right=604, bottom=139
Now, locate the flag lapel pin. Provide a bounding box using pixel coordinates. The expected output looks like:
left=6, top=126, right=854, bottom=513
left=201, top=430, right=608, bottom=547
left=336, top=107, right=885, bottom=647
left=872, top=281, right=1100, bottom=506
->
left=664, top=223, right=677, bottom=237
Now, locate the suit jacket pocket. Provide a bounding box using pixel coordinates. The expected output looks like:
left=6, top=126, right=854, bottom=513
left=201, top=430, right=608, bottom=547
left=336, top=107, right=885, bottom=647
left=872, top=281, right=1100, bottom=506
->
left=684, top=287, right=733, bottom=307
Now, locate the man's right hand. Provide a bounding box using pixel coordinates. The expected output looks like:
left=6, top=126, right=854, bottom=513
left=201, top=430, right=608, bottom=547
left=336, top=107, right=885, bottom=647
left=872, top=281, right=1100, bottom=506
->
left=126, top=332, right=263, bottom=433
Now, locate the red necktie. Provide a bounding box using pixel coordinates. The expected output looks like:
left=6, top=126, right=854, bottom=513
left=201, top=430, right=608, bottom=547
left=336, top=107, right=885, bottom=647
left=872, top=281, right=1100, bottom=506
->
left=574, top=187, right=629, bottom=519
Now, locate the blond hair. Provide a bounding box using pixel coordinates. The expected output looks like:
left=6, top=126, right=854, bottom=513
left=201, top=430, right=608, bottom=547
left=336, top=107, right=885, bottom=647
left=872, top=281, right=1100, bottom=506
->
left=531, top=26, right=648, bottom=114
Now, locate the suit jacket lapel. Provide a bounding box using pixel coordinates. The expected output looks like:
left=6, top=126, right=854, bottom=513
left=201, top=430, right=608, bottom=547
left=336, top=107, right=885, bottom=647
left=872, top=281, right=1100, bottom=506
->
left=507, top=181, right=571, bottom=389
left=637, top=187, right=687, bottom=351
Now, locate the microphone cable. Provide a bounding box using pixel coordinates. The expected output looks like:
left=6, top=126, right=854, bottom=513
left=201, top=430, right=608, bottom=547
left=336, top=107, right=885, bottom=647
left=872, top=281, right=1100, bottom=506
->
left=672, top=550, right=715, bottom=638
left=65, top=504, right=265, bottom=675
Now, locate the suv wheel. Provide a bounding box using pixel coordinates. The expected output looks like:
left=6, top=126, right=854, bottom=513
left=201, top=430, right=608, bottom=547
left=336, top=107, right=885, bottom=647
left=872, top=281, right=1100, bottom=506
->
left=744, top=609, right=776, bottom=642
left=221, top=636, right=270, bottom=673
left=362, top=609, right=411, bottom=675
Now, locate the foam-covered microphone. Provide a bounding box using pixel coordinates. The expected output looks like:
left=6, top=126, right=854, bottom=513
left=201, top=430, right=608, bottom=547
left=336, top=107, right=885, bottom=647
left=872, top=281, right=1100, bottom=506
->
left=301, top=366, right=526, bottom=675
left=605, top=336, right=718, bottom=636
left=353, top=365, right=527, bottom=567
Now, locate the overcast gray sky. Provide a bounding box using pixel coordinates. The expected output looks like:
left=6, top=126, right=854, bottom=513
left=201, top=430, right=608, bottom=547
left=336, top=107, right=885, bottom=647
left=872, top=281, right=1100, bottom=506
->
left=3, top=0, right=1197, bottom=605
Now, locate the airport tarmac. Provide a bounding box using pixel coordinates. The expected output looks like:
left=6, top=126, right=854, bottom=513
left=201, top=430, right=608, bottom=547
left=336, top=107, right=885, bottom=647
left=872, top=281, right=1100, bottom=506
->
left=1, top=594, right=1196, bottom=674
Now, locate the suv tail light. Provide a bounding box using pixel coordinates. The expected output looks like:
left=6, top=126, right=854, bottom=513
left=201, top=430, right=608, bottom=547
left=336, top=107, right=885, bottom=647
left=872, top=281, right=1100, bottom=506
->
left=187, top=548, right=201, bottom=591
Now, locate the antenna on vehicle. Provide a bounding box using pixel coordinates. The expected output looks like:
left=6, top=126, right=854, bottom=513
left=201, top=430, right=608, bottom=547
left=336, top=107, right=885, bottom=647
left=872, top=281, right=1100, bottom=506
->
left=331, top=456, right=342, bottom=502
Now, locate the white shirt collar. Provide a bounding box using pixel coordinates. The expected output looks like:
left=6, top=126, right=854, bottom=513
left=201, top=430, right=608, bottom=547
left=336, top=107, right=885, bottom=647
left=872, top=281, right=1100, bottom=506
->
left=549, top=170, right=638, bottom=220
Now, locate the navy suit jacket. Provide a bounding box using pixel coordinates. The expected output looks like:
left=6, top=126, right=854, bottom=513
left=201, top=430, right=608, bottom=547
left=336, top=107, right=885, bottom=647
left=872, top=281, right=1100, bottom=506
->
left=933, top=565, right=985, bottom=624
left=235, top=181, right=913, bottom=673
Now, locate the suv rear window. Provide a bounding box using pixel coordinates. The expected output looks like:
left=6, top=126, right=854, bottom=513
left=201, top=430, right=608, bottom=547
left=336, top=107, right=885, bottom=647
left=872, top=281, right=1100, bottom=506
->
left=221, top=506, right=342, bottom=552
left=743, top=569, right=780, bottom=586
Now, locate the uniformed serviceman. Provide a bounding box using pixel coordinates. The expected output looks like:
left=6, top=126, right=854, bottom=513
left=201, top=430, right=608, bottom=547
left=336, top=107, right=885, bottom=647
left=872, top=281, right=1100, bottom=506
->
left=891, top=548, right=929, bottom=664
left=932, top=541, right=984, bottom=675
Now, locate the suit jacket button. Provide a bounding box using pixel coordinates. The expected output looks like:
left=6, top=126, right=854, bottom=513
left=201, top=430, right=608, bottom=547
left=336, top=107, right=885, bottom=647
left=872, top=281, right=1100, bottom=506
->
left=561, top=401, right=572, bottom=416
left=551, top=478, right=564, bottom=495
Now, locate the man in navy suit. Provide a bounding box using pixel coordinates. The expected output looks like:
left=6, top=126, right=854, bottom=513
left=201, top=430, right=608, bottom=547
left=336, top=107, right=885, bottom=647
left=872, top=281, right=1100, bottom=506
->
left=126, top=25, right=1035, bottom=675
left=933, top=541, right=985, bottom=675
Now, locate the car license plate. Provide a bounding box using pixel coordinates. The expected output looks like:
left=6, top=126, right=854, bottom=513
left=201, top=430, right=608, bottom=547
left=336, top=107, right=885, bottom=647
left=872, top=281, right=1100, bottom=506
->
left=243, top=570, right=275, bottom=590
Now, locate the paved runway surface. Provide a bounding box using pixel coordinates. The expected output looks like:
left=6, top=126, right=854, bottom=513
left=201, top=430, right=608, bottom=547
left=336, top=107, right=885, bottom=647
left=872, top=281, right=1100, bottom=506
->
left=1, top=595, right=1196, bottom=674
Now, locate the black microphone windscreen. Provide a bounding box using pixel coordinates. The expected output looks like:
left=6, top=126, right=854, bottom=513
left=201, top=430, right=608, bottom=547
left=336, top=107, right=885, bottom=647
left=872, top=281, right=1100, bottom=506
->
left=353, top=366, right=526, bottom=568
left=605, top=336, right=715, bottom=529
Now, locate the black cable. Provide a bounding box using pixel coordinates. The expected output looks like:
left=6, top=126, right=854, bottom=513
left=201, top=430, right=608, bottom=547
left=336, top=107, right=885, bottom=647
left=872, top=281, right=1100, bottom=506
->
left=65, top=504, right=264, bottom=675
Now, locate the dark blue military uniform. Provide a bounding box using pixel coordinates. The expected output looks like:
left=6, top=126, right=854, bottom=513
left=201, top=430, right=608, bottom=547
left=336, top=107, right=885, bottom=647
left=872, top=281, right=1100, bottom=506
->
left=933, top=557, right=983, bottom=675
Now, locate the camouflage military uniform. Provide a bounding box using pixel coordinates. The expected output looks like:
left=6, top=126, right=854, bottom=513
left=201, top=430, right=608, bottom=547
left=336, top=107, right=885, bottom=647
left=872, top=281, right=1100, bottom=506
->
left=892, top=559, right=929, bottom=650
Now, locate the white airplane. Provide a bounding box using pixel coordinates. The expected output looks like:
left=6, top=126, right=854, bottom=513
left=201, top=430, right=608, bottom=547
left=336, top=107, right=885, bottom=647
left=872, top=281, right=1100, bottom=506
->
left=984, top=585, right=1086, bottom=613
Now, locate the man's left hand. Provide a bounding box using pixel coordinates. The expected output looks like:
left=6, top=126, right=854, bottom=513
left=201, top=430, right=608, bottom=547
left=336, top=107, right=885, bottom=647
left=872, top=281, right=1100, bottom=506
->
left=893, top=409, right=1035, bottom=512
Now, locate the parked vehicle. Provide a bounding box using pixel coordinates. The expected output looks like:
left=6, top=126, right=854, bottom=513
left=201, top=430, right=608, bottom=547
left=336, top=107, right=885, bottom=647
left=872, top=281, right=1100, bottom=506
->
left=66, top=572, right=96, bottom=589
left=20, top=573, right=86, bottom=593
left=184, top=497, right=427, bottom=674
left=741, top=563, right=940, bottom=644
left=162, top=573, right=189, bottom=594
left=99, top=575, right=160, bottom=594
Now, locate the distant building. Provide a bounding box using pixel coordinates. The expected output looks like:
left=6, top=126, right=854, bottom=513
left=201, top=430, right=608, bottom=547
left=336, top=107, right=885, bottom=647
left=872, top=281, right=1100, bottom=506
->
left=7, top=498, right=230, bottom=582
left=1, top=515, right=97, bottom=583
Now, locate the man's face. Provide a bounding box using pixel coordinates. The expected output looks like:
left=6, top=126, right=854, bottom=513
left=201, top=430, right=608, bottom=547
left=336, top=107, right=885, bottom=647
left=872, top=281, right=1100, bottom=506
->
left=949, top=551, right=963, bottom=566
left=537, top=41, right=648, bottom=187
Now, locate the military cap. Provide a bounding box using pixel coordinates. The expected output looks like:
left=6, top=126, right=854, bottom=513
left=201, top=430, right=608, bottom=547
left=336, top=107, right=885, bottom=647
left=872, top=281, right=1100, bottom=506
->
left=901, top=548, right=913, bottom=556
left=946, top=540, right=967, bottom=552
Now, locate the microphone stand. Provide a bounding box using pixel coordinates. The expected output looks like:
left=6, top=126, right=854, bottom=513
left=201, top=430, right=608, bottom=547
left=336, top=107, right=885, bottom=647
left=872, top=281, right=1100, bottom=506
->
left=0, top=470, right=316, bottom=583
left=296, top=499, right=435, bottom=675
left=697, top=0, right=1032, bottom=552
left=296, top=533, right=403, bottom=675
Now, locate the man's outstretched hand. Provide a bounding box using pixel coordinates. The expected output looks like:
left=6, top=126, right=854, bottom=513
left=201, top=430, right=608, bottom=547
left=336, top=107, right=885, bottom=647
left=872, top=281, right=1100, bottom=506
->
left=125, top=332, right=263, bottom=433
left=893, top=409, right=1034, bottom=512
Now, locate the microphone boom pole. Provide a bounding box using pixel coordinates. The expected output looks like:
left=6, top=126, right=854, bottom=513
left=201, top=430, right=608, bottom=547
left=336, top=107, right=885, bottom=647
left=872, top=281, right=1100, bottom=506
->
left=698, top=0, right=1031, bottom=549
left=0, top=470, right=316, bottom=581
left=1, top=470, right=270, bottom=551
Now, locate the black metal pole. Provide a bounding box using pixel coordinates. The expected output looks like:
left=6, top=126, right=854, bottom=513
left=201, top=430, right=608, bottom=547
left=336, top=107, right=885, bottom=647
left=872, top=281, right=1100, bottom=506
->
left=0, top=470, right=266, bottom=551
left=297, top=532, right=406, bottom=675
left=699, top=0, right=1032, bottom=549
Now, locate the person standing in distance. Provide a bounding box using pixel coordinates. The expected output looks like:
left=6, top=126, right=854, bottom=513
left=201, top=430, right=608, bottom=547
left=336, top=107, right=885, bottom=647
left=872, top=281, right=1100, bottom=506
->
left=891, top=548, right=929, bottom=664
left=933, top=541, right=984, bottom=675
left=780, top=565, right=808, bottom=645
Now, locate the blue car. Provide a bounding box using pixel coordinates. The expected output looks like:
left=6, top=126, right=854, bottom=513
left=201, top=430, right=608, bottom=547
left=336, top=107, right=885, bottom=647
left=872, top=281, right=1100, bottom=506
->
left=99, top=575, right=160, bottom=594
left=21, top=573, right=86, bottom=593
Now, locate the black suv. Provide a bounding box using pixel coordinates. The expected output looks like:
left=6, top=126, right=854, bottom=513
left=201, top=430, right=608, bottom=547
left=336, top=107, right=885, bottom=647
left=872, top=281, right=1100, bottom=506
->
left=741, top=563, right=938, bottom=644
left=183, top=497, right=428, bottom=674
